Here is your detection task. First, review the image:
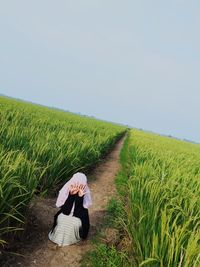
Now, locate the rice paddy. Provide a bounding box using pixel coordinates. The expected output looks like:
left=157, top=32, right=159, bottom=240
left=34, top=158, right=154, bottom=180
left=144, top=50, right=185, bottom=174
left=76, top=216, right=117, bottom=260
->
left=1, top=96, right=199, bottom=267
left=0, top=96, right=126, bottom=247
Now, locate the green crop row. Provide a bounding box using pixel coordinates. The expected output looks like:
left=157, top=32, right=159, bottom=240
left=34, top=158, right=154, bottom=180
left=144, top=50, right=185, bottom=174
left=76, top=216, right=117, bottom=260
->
left=116, top=129, right=200, bottom=266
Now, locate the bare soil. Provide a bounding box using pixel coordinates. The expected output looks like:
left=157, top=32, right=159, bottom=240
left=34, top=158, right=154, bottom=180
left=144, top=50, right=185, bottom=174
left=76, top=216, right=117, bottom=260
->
left=0, top=136, right=126, bottom=267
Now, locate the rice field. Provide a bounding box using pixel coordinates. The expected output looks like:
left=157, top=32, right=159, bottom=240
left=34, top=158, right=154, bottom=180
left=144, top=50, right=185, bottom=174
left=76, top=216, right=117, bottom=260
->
left=1, top=96, right=199, bottom=267
left=0, top=96, right=126, bottom=247
left=117, top=129, right=200, bottom=266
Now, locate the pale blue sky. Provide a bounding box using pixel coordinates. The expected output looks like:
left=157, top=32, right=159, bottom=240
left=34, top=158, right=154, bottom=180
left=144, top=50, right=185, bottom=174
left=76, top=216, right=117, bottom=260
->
left=0, top=1, right=200, bottom=142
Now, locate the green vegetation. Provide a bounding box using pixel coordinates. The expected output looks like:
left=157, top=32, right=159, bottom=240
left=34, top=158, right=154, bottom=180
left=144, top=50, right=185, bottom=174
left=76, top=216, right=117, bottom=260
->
left=0, top=96, right=126, bottom=247
left=82, top=198, right=128, bottom=267
left=118, top=130, right=200, bottom=266
left=83, top=243, right=127, bottom=267
left=1, top=96, right=199, bottom=267
left=88, top=129, right=200, bottom=266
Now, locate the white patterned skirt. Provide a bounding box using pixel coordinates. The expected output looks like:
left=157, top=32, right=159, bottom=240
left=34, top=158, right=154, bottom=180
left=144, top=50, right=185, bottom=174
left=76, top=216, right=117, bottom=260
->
left=48, top=213, right=82, bottom=246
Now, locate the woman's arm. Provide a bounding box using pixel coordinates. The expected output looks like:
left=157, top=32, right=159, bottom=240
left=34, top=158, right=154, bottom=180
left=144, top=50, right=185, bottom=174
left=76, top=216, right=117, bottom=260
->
left=79, top=209, right=90, bottom=239
left=50, top=192, right=76, bottom=233
left=74, top=195, right=90, bottom=239
left=61, top=192, right=76, bottom=215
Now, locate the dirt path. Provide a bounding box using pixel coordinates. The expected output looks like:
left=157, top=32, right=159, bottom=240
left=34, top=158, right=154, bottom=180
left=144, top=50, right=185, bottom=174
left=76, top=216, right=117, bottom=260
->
left=1, top=135, right=126, bottom=267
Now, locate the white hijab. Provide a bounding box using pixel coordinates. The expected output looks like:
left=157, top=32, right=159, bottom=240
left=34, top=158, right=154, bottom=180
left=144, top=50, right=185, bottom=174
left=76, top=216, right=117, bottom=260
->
left=56, top=172, right=92, bottom=209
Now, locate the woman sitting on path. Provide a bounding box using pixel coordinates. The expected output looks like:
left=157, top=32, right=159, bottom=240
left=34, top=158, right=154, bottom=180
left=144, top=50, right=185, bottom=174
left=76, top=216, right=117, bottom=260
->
left=49, top=172, right=92, bottom=246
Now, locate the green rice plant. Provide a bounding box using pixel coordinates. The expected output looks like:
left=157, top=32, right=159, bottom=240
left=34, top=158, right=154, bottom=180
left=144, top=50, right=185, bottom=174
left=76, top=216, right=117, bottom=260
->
left=116, top=130, right=200, bottom=266
left=0, top=147, right=41, bottom=247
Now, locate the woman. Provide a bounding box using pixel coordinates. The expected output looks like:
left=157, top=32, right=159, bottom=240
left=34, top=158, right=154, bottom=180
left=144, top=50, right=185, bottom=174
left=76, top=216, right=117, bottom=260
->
left=49, top=172, right=92, bottom=246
